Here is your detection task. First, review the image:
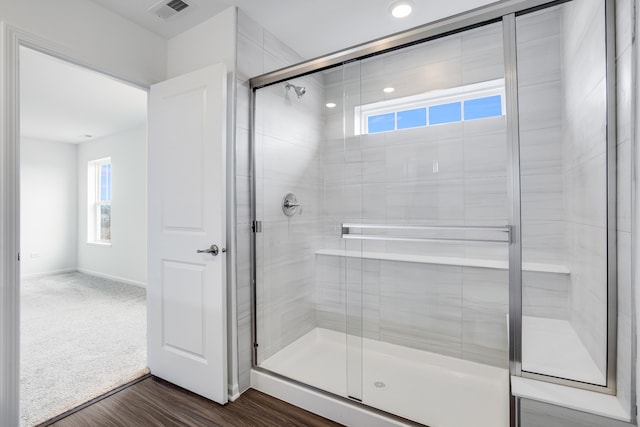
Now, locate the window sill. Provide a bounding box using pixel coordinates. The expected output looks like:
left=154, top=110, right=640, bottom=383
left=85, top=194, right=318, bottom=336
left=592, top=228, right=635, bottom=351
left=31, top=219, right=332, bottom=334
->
left=87, top=241, right=112, bottom=247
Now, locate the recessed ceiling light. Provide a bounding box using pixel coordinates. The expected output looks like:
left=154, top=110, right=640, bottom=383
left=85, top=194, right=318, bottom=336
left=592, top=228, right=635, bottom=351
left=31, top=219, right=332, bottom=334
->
left=390, top=1, right=413, bottom=18
left=383, top=87, right=395, bottom=93
left=326, top=102, right=337, bottom=108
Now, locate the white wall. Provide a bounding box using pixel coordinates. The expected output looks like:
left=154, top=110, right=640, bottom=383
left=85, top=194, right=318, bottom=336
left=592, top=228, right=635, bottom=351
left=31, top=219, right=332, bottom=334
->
left=1, top=2, right=164, bottom=424
left=0, top=0, right=166, bottom=87
left=77, top=127, right=147, bottom=286
left=20, top=138, right=77, bottom=277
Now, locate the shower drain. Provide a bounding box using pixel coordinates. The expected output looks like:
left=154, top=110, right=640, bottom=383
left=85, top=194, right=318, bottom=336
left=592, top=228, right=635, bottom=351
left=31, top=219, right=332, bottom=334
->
left=373, top=381, right=387, bottom=390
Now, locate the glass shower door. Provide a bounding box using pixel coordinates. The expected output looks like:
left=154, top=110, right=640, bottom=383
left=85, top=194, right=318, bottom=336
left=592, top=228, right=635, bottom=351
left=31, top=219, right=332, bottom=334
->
left=335, top=21, right=512, bottom=426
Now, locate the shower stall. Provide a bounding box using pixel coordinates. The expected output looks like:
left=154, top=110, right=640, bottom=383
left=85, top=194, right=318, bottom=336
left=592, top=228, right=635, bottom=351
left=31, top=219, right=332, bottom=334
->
left=250, top=0, right=616, bottom=425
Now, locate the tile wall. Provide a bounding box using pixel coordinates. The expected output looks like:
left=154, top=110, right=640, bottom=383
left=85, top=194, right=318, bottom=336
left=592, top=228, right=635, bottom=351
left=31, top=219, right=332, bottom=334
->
left=516, top=6, right=570, bottom=322
left=561, top=0, right=609, bottom=379
left=235, top=10, right=311, bottom=391
left=316, top=22, right=513, bottom=368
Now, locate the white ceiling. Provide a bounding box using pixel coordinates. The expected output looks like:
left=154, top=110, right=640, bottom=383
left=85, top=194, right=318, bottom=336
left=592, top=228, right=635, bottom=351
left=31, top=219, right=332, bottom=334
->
left=90, top=0, right=500, bottom=60
left=20, top=47, right=147, bottom=144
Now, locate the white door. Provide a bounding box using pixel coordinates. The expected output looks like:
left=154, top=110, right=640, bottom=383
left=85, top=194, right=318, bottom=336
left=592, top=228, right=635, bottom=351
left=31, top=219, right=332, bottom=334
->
left=147, top=63, right=227, bottom=404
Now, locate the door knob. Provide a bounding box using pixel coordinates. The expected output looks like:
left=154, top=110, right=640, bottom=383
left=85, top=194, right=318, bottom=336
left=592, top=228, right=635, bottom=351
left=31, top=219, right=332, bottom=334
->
left=197, top=244, right=220, bottom=256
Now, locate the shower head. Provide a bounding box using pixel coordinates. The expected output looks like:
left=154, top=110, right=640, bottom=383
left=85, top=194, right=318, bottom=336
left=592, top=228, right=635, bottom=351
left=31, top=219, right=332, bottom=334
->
left=285, top=82, right=306, bottom=98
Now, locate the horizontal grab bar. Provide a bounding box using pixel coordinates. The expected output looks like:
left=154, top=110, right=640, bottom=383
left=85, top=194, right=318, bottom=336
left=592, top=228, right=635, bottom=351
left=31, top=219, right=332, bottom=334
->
left=342, top=223, right=510, bottom=232
left=341, top=223, right=511, bottom=244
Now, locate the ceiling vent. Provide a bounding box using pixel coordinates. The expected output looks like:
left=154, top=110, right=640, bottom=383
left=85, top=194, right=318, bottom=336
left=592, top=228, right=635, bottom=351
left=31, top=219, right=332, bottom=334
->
left=149, top=0, right=190, bottom=20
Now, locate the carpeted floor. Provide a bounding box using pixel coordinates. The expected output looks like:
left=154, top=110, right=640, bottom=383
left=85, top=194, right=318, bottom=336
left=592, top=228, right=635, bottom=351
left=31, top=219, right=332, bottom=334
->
left=20, top=272, right=148, bottom=426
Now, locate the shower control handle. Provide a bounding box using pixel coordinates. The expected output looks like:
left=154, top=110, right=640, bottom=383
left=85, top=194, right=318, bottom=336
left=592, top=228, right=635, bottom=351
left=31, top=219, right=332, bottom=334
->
left=283, top=200, right=301, bottom=208
left=197, top=244, right=220, bottom=256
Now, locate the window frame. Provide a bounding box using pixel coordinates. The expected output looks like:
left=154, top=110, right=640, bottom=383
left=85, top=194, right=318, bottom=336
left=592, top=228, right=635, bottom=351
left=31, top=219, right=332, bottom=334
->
left=355, top=78, right=506, bottom=135
left=87, top=157, right=112, bottom=245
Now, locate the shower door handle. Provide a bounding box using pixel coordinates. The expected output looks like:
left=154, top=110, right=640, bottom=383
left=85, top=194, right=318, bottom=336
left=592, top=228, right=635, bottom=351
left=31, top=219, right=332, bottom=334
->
left=197, top=244, right=225, bottom=256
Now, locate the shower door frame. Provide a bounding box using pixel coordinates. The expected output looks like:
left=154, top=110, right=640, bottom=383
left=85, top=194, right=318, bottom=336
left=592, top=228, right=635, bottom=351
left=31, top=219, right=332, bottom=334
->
left=249, top=0, right=618, bottom=406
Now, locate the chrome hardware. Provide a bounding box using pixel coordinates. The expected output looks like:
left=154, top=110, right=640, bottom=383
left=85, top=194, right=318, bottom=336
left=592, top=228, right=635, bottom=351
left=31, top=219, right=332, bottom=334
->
left=282, top=193, right=301, bottom=216
left=197, top=244, right=220, bottom=256
left=341, top=223, right=511, bottom=244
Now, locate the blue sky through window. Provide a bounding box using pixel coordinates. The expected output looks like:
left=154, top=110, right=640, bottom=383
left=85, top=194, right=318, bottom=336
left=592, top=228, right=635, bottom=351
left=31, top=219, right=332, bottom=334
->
left=397, top=107, right=427, bottom=130
left=429, top=102, right=462, bottom=125
left=368, top=112, right=395, bottom=133
left=100, top=163, right=111, bottom=202
left=464, top=95, right=502, bottom=120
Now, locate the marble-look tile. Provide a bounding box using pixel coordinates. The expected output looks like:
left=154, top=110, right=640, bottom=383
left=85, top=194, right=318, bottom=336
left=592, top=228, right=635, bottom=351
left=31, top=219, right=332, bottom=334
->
left=565, top=154, right=607, bottom=228
left=235, top=79, right=251, bottom=131
left=521, top=173, right=563, bottom=221
left=262, top=296, right=315, bottom=360
left=463, top=176, right=508, bottom=221
left=235, top=177, right=251, bottom=226
left=519, top=127, right=563, bottom=176
left=461, top=267, right=509, bottom=368
left=516, top=34, right=561, bottom=87
left=381, top=35, right=461, bottom=77
left=462, top=310, right=508, bottom=368
left=569, top=250, right=608, bottom=376
left=522, top=271, right=569, bottom=319
left=521, top=220, right=565, bottom=265
left=463, top=130, right=507, bottom=178
left=461, top=22, right=504, bottom=84
left=518, top=81, right=563, bottom=132
left=263, top=30, right=303, bottom=71
left=385, top=138, right=464, bottom=182
left=378, top=262, right=464, bottom=358
left=237, top=9, right=263, bottom=48
left=237, top=33, right=264, bottom=81
left=563, top=79, right=607, bottom=169
left=387, top=179, right=465, bottom=222
left=562, top=1, right=605, bottom=85
left=235, top=126, right=250, bottom=178
left=515, top=6, right=561, bottom=45
left=324, top=183, right=362, bottom=219
left=567, top=223, right=607, bottom=296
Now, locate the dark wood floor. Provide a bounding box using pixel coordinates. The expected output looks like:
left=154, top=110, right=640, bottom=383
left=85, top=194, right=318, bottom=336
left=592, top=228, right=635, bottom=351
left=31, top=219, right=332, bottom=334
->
left=48, top=376, right=343, bottom=427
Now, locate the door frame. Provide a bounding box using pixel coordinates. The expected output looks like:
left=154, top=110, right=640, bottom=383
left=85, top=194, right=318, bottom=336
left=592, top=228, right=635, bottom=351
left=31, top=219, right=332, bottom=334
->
left=0, top=24, right=151, bottom=426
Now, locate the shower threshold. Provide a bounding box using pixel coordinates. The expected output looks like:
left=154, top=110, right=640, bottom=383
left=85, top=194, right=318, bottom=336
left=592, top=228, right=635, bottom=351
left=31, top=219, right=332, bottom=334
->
left=259, top=328, right=509, bottom=427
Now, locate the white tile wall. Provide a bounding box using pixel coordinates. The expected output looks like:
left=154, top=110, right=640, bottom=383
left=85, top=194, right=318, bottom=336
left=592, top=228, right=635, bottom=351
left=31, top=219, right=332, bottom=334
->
left=315, top=22, right=512, bottom=368
left=561, top=0, right=609, bottom=380
left=235, top=10, right=311, bottom=389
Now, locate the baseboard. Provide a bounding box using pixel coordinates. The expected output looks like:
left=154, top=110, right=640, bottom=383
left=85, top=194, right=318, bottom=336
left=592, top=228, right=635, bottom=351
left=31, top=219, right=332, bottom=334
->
left=228, top=383, right=241, bottom=402
left=76, top=268, right=146, bottom=288
left=21, top=269, right=76, bottom=280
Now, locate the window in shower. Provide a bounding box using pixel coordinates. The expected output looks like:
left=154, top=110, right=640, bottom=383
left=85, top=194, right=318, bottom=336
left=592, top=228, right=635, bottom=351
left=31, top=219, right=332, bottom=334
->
left=355, top=78, right=505, bottom=134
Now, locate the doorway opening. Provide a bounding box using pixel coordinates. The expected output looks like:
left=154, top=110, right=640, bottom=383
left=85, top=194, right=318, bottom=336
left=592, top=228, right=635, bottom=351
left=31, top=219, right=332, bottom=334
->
left=19, top=46, right=148, bottom=426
